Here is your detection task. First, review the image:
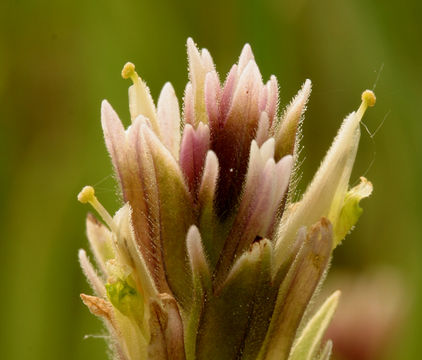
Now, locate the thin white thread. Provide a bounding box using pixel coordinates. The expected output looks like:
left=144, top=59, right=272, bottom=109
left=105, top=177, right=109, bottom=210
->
left=93, top=173, right=114, bottom=187
left=353, top=110, right=390, bottom=184
left=372, top=63, right=385, bottom=91
left=83, top=334, right=110, bottom=340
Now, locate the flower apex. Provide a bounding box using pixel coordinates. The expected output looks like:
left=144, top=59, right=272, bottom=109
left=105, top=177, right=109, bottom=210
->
left=121, top=62, right=136, bottom=80
left=361, top=89, right=376, bottom=107
left=78, top=185, right=95, bottom=204
left=186, top=37, right=195, bottom=47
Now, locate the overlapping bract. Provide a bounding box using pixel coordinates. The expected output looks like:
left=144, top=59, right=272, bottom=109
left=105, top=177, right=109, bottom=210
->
left=79, top=38, right=374, bottom=360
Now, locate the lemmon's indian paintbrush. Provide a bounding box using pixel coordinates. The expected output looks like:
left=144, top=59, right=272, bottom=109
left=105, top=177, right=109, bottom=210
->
left=78, top=38, right=375, bottom=360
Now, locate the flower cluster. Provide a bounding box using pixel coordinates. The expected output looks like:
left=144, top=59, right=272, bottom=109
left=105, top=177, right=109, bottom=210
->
left=78, top=38, right=375, bottom=360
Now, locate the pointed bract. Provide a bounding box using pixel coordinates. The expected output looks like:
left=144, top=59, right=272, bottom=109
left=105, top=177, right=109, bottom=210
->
left=256, top=112, right=270, bottom=146
left=186, top=225, right=211, bottom=288
left=179, top=123, right=210, bottom=195
left=265, top=76, right=279, bottom=125
left=204, top=71, right=222, bottom=128
left=187, top=38, right=216, bottom=126
left=157, top=82, right=182, bottom=159
left=237, top=43, right=255, bottom=76
left=274, top=79, right=311, bottom=161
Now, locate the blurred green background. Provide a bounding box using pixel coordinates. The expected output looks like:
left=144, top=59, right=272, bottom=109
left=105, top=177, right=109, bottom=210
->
left=1, top=0, right=421, bottom=359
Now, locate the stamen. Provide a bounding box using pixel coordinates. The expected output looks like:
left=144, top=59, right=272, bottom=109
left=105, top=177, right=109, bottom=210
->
left=78, top=186, right=117, bottom=233
left=356, top=90, right=376, bottom=120
left=362, top=89, right=376, bottom=107
left=78, top=185, right=95, bottom=204
left=121, top=62, right=138, bottom=83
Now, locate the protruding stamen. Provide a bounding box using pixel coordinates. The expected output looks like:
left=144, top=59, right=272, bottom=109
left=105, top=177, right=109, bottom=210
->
left=78, top=186, right=117, bottom=233
left=121, top=62, right=138, bottom=83
left=78, top=185, right=95, bottom=203
left=356, top=89, right=376, bottom=119
left=121, top=62, right=159, bottom=134
left=362, top=89, right=376, bottom=107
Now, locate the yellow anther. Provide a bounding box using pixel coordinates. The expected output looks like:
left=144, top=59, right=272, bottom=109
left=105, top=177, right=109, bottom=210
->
left=78, top=186, right=95, bottom=204
left=77, top=185, right=117, bottom=232
left=356, top=90, right=376, bottom=121
left=121, top=62, right=138, bottom=83
left=361, top=90, right=376, bottom=107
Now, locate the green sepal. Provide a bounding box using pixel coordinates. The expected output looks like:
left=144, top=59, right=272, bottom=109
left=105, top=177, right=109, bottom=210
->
left=105, top=276, right=144, bottom=322
left=333, top=177, right=372, bottom=247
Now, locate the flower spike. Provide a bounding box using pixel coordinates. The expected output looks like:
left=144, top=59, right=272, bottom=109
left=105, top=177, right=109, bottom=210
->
left=78, top=39, right=375, bottom=360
